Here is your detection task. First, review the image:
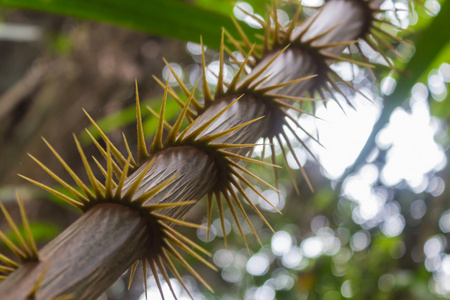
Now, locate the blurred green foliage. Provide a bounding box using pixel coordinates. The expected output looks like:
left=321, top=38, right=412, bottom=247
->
left=0, top=0, right=264, bottom=49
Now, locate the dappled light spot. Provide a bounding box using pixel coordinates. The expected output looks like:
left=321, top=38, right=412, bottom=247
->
left=140, top=276, right=204, bottom=300
left=429, top=69, right=448, bottom=101
left=377, top=91, right=446, bottom=191
left=381, top=76, right=397, bottom=96
left=311, top=215, right=330, bottom=233
left=341, top=280, right=353, bottom=298
left=186, top=42, right=205, bottom=56
left=441, top=255, right=450, bottom=275
left=282, top=246, right=305, bottom=269
left=330, top=62, right=360, bottom=82
left=301, top=0, right=324, bottom=8
left=214, top=249, right=233, bottom=268
left=301, top=236, right=323, bottom=258
left=378, top=273, right=395, bottom=292
left=233, top=2, right=253, bottom=21
left=381, top=214, right=405, bottom=237
left=333, top=248, right=353, bottom=267
left=410, top=199, right=427, bottom=220
left=428, top=176, right=445, bottom=197
left=206, top=61, right=233, bottom=84
left=246, top=14, right=264, bottom=29
left=162, top=62, right=183, bottom=86
left=381, top=0, right=410, bottom=28
left=271, top=231, right=293, bottom=256
left=311, top=99, right=380, bottom=179
left=276, top=9, right=290, bottom=27
left=286, top=147, right=307, bottom=170
left=213, top=218, right=232, bottom=237
left=424, top=235, right=445, bottom=258
left=246, top=253, right=270, bottom=276
left=245, top=285, right=276, bottom=300
left=439, top=210, right=450, bottom=233
left=197, top=222, right=216, bottom=242
left=260, top=190, right=285, bottom=212
left=344, top=165, right=387, bottom=226
left=440, top=63, right=450, bottom=80
left=425, top=0, right=441, bottom=16
left=222, top=265, right=243, bottom=283
left=350, top=230, right=370, bottom=252
left=271, top=269, right=295, bottom=291
left=426, top=256, right=442, bottom=272
left=322, top=236, right=341, bottom=256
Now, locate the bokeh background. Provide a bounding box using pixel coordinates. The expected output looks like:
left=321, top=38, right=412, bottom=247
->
left=1, top=0, right=449, bottom=299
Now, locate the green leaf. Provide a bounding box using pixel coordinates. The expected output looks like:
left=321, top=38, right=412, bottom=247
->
left=0, top=0, right=262, bottom=49
left=191, top=0, right=272, bottom=16
left=191, top=0, right=236, bottom=15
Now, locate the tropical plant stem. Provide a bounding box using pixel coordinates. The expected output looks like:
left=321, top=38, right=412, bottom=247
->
left=0, top=204, right=150, bottom=299
left=0, top=0, right=373, bottom=297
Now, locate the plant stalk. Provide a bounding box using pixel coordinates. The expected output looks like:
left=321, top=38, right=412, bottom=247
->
left=0, top=0, right=375, bottom=297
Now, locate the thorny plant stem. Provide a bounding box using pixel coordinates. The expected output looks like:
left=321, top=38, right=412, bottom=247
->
left=0, top=0, right=376, bottom=298
left=1, top=204, right=150, bottom=299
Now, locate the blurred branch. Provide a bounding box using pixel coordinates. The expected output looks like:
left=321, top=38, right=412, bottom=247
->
left=0, top=59, right=51, bottom=120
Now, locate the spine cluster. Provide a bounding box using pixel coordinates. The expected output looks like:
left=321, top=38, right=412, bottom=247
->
left=0, top=0, right=409, bottom=299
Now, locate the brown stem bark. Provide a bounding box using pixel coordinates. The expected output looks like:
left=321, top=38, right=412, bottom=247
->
left=0, top=95, right=273, bottom=299
left=0, top=0, right=373, bottom=298
left=1, top=204, right=149, bottom=299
